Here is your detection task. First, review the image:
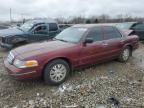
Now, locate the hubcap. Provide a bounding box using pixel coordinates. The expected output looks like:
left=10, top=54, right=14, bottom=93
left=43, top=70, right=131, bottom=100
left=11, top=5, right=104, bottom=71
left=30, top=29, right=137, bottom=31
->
left=122, top=49, right=130, bottom=61
left=50, top=64, right=67, bottom=82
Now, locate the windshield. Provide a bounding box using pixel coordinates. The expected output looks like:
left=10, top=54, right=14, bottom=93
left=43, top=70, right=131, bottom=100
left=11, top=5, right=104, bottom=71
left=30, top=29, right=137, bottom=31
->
left=19, top=21, right=35, bottom=32
left=55, top=27, right=87, bottom=43
left=115, top=23, right=134, bottom=30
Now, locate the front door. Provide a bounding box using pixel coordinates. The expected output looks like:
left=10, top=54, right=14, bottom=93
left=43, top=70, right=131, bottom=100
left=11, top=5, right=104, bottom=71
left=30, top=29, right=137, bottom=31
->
left=31, top=24, right=50, bottom=41
left=80, top=27, right=106, bottom=65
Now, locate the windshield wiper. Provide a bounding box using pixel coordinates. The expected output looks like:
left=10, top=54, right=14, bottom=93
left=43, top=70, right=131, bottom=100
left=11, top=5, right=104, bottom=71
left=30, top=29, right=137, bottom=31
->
left=53, top=38, right=68, bottom=42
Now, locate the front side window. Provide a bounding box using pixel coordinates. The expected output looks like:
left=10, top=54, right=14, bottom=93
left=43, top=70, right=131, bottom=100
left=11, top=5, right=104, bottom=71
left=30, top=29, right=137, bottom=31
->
left=55, top=27, right=87, bottom=43
left=103, top=26, right=122, bottom=40
left=34, top=25, right=47, bottom=34
left=87, top=27, right=103, bottom=41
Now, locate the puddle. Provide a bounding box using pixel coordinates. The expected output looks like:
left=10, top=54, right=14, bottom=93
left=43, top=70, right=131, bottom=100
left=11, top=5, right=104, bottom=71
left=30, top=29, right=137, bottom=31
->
left=107, top=97, right=120, bottom=106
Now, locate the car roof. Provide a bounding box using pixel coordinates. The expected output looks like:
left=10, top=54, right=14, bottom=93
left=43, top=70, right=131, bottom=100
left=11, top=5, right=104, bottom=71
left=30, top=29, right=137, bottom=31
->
left=27, top=19, right=57, bottom=24
left=72, top=22, right=143, bottom=28
left=72, top=24, right=116, bottom=28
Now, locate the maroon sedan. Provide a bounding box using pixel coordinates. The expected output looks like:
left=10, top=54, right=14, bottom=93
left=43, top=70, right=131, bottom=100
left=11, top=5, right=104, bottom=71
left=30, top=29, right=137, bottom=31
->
left=4, top=24, right=139, bottom=85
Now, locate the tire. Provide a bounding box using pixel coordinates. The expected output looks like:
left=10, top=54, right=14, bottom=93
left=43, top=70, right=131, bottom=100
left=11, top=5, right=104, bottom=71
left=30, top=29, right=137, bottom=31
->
left=43, top=59, right=70, bottom=85
left=118, top=46, right=131, bottom=62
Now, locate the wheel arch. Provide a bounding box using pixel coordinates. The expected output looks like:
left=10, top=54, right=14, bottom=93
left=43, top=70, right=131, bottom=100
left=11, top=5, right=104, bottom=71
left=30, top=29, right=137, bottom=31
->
left=125, top=44, right=133, bottom=56
left=10, top=35, right=28, bottom=44
left=41, top=57, right=73, bottom=79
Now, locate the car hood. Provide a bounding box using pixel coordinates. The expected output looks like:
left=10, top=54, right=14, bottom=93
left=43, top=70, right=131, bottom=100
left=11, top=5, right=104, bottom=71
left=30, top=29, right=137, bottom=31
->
left=0, top=27, right=24, bottom=37
left=12, top=40, right=76, bottom=59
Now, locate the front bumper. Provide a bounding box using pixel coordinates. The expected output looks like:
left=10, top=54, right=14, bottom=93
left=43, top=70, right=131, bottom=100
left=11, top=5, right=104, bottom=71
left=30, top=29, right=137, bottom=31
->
left=4, top=59, right=41, bottom=80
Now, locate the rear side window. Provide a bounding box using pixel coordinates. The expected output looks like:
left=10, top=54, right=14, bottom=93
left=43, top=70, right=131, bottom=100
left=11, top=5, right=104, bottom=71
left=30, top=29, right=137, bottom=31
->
left=49, top=23, right=58, bottom=31
left=103, top=26, right=122, bottom=40
left=87, top=27, right=103, bottom=41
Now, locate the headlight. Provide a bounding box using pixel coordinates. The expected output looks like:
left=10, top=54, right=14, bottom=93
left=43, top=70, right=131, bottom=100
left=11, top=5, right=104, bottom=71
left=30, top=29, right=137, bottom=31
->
left=13, top=59, right=38, bottom=68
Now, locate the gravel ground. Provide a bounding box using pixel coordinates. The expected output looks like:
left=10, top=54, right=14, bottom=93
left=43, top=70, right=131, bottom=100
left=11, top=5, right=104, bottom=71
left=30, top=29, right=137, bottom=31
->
left=0, top=43, right=144, bottom=108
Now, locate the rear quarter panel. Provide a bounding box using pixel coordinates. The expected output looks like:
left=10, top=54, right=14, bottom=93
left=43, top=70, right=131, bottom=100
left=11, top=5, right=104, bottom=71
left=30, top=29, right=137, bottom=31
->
left=123, top=34, right=139, bottom=50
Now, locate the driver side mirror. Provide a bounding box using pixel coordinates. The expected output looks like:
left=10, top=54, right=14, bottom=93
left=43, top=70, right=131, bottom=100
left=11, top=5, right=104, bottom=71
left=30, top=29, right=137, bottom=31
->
left=84, top=38, right=93, bottom=44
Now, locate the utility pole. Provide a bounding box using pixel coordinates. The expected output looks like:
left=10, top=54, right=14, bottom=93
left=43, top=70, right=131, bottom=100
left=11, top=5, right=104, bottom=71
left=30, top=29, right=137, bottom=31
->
left=10, top=8, right=12, bottom=23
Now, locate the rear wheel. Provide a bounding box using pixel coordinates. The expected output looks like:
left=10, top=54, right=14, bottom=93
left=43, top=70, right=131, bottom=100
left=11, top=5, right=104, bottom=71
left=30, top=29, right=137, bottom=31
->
left=44, top=59, right=70, bottom=85
left=118, top=47, right=131, bottom=62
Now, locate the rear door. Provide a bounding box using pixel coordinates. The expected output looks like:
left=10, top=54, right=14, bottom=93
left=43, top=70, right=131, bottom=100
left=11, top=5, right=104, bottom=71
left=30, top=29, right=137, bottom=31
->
left=102, top=26, right=123, bottom=59
left=80, top=27, right=107, bottom=65
left=48, top=23, right=60, bottom=38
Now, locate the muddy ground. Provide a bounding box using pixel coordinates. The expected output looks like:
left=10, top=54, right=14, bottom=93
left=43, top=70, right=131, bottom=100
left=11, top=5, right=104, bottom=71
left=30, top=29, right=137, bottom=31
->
left=0, top=43, right=144, bottom=108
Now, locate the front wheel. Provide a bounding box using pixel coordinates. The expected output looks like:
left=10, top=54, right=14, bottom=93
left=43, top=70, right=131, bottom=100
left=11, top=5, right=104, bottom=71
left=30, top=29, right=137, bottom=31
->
left=43, top=59, right=70, bottom=85
left=118, top=47, right=131, bottom=62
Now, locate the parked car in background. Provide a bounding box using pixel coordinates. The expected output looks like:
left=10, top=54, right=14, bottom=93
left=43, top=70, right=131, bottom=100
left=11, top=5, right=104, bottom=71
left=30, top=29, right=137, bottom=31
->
left=4, top=24, right=139, bottom=85
left=59, top=24, right=73, bottom=30
left=0, top=19, right=61, bottom=49
left=115, top=22, right=144, bottom=40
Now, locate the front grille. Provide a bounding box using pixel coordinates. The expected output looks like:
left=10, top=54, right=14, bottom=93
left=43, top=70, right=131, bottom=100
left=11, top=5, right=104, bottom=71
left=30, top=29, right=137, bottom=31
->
left=0, top=37, right=5, bottom=43
left=2, top=37, right=5, bottom=43
left=7, top=52, right=15, bottom=64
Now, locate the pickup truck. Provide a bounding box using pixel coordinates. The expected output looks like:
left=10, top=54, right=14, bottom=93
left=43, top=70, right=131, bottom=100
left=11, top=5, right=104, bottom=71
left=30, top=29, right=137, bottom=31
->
left=0, top=19, right=61, bottom=49
left=4, top=24, right=139, bottom=85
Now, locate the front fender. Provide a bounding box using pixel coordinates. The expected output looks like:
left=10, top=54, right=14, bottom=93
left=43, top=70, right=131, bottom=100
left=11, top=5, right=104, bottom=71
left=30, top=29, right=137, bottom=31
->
left=8, top=35, right=28, bottom=44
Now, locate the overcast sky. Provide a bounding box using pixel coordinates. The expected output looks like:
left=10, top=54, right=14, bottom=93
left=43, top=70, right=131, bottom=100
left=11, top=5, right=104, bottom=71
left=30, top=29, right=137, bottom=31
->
left=0, top=0, right=143, bottom=21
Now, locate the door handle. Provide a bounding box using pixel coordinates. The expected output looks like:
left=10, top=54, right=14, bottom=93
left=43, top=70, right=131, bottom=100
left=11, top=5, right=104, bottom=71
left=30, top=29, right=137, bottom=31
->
left=102, top=43, right=108, bottom=46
